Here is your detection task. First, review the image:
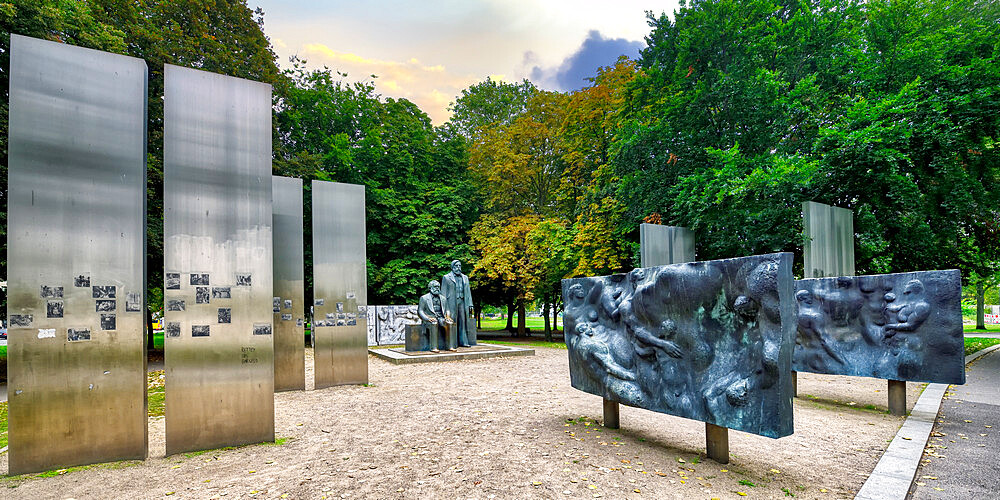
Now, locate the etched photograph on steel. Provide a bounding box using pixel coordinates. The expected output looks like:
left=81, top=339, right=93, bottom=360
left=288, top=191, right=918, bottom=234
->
left=192, top=325, right=210, bottom=337
left=273, top=297, right=281, bottom=312
left=40, top=285, right=63, bottom=298
left=281, top=313, right=292, bottom=321
left=212, top=287, right=232, bottom=299
left=236, top=273, right=252, bottom=286
left=74, top=274, right=91, bottom=287
left=253, top=324, right=272, bottom=336
left=92, top=285, right=116, bottom=298
left=96, top=299, right=116, bottom=312
left=10, top=314, right=33, bottom=327
left=196, top=287, right=210, bottom=304
left=68, top=328, right=91, bottom=342
left=284, top=299, right=292, bottom=310
left=125, top=292, right=142, bottom=312
left=562, top=253, right=795, bottom=438
left=190, top=273, right=210, bottom=286
left=793, top=270, right=964, bottom=384
left=165, top=273, right=181, bottom=290
left=100, top=313, right=116, bottom=331
left=314, top=298, right=324, bottom=306
left=46, top=300, right=64, bottom=318
left=167, top=299, right=186, bottom=312
left=218, top=308, right=232, bottom=324
left=166, top=322, right=181, bottom=338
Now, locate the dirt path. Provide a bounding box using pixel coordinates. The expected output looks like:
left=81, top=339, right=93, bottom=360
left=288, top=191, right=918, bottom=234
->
left=1, top=347, right=919, bottom=499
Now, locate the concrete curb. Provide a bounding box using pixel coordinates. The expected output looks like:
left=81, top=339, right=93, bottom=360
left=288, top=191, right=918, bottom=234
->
left=854, top=344, right=1000, bottom=500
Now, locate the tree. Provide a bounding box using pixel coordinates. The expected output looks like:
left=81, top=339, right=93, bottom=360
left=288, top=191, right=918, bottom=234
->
left=613, top=0, right=1000, bottom=282
left=274, top=61, right=479, bottom=305
left=447, top=77, right=537, bottom=140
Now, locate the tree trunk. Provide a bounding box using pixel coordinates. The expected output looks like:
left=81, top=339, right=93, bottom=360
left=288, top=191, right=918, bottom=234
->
left=517, top=301, right=526, bottom=337
left=543, top=301, right=552, bottom=342
left=553, top=301, right=560, bottom=336
left=505, top=301, right=514, bottom=332
left=977, top=281, right=986, bottom=330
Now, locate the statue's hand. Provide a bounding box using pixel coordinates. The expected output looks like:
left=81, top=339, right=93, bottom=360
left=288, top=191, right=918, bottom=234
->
left=428, top=318, right=437, bottom=325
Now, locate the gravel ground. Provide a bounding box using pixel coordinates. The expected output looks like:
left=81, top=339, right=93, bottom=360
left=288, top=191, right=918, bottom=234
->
left=1, top=346, right=921, bottom=499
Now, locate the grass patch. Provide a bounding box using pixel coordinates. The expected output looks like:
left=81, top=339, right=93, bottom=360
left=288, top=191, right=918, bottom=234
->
left=0, top=401, right=7, bottom=449
left=965, top=337, right=1000, bottom=356
left=148, top=370, right=165, bottom=417
left=479, top=316, right=563, bottom=331
left=182, top=437, right=289, bottom=458
left=483, top=340, right=566, bottom=349
left=963, top=323, right=999, bottom=334
left=0, top=345, right=6, bottom=358
left=1, top=459, right=142, bottom=484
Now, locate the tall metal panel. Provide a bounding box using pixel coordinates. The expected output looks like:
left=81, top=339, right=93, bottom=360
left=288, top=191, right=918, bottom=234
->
left=163, top=64, right=274, bottom=455
left=272, top=176, right=305, bottom=391
left=802, top=201, right=855, bottom=278
left=639, top=223, right=695, bottom=267
left=6, top=35, right=148, bottom=474
left=312, top=181, right=368, bottom=388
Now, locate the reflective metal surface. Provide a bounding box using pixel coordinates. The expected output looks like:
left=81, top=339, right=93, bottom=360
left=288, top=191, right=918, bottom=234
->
left=163, top=65, right=274, bottom=455
left=7, top=35, right=148, bottom=474
left=639, top=223, right=695, bottom=267
left=311, top=181, right=368, bottom=388
left=802, top=201, right=854, bottom=278
left=272, top=176, right=305, bottom=391
left=562, top=253, right=796, bottom=438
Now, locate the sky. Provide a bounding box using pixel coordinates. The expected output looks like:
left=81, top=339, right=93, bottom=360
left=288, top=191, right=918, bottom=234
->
left=251, top=1, right=681, bottom=124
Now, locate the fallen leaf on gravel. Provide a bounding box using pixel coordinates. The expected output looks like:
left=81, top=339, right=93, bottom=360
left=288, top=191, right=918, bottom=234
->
left=916, top=482, right=925, bottom=486
left=165, top=493, right=174, bottom=496
left=921, top=476, right=937, bottom=480
left=633, top=489, right=641, bottom=493
left=902, top=437, right=912, bottom=440
left=820, top=488, right=827, bottom=492
left=588, top=485, right=597, bottom=490
left=769, top=469, right=781, bottom=474
left=720, top=469, right=728, bottom=472
left=986, top=425, right=992, bottom=428
left=171, top=465, right=181, bottom=469
left=532, top=481, right=542, bottom=486
left=964, top=420, right=973, bottom=423
left=934, top=488, right=944, bottom=491
left=737, top=493, right=747, bottom=497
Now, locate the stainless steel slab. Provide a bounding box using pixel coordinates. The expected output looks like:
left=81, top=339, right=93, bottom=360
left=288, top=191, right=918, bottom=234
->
left=163, top=64, right=274, bottom=455
left=272, top=176, right=305, bottom=391
left=6, top=35, right=148, bottom=474
left=639, top=224, right=695, bottom=267
left=311, top=181, right=368, bottom=388
left=802, top=201, right=854, bottom=278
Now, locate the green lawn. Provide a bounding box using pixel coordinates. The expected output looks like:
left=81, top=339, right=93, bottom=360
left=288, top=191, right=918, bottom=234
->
left=964, top=323, right=1000, bottom=334
left=479, top=316, right=562, bottom=331
left=484, top=340, right=567, bottom=349
left=965, top=337, right=1000, bottom=356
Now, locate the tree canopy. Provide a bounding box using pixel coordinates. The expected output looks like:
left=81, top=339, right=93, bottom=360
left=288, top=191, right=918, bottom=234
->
left=1, top=0, right=997, bottom=330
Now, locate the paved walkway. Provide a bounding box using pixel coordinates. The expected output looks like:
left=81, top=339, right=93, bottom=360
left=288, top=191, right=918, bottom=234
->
left=908, top=349, right=1000, bottom=498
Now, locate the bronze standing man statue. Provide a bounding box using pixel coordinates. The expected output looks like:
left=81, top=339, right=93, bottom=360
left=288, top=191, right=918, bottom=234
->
left=442, top=260, right=476, bottom=347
